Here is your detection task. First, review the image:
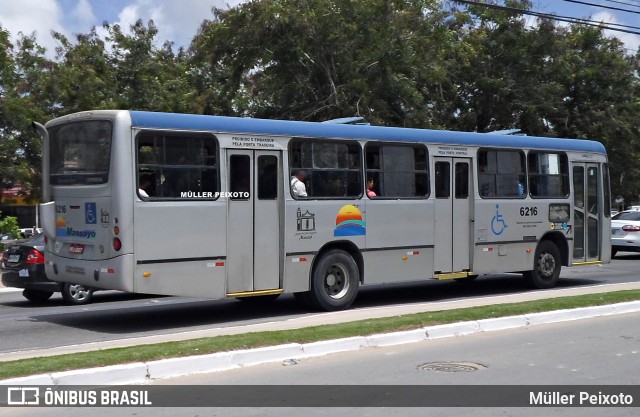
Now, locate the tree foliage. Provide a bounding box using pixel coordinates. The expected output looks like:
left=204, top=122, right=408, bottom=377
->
left=0, top=0, right=639, bottom=202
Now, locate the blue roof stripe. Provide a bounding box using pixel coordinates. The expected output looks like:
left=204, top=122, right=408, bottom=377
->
left=129, top=111, right=606, bottom=154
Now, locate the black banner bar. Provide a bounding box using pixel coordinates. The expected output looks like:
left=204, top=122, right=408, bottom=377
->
left=2, top=385, right=639, bottom=407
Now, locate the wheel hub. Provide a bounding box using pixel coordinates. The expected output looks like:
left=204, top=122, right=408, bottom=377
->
left=324, top=264, right=348, bottom=299
left=539, top=253, right=556, bottom=277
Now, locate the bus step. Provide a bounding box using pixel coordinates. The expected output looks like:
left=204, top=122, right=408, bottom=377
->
left=434, top=272, right=473, bottom=280
left=227, top=289, right=284, bottom=298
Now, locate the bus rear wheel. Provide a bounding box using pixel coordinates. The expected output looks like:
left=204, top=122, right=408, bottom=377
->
left=524, top=240, right=561, bottom=289
left=309, top=249, right=359, bottom=311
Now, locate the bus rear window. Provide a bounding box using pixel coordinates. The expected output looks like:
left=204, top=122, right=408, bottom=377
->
left=49, top=121, right=112, bottom=185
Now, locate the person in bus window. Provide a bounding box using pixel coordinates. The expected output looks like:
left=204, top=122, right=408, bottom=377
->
left=367, top=177, right=377, bottom=197
left=291, top=170, right=308, bottom=197
left=138, top=174, right=153, bottom=198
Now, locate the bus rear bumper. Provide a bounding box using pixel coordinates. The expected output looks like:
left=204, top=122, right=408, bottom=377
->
left=44, top=252, right=134, bottom=292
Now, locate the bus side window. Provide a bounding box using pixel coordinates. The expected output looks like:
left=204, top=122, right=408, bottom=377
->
left=365, top=143, right=428, bottom=198
left=136, top=131, right=219, bottom=200
left=478, top=148, right=525, bottom=198
left=288, top=139, right=361, bottom=198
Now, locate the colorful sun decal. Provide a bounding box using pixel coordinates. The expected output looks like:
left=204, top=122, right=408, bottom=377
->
left=334, top=204, right=366, bottom=236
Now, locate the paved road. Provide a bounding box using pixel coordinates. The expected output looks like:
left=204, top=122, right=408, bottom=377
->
left=3, top=311, right=638, bottom=417
left=0, top=256, right=639, bottom=361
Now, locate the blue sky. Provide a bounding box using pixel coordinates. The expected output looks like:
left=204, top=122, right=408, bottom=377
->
left=0, top=0, right=638, bottom=55
left=529, top=0, right=640, bottom=52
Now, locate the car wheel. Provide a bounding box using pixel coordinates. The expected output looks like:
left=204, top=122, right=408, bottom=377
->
left=308, top=249, right=359, bottom=311
left=61, top=283, right=94, bottom=305
left=523, top=240, right=561, bottom=289
left=22, top=289, right=54, bottom=303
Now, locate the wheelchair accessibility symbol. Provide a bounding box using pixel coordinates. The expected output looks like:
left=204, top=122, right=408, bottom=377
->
left=491, top=204, right=508, bottom=235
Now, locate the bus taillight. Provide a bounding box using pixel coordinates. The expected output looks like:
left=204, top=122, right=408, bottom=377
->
left=113, top=238, right=122, bottom=251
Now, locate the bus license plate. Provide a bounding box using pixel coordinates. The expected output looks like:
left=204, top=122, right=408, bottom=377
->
left=69, top=244, right=85, bottom=255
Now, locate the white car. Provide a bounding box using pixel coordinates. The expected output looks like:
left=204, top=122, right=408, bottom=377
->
left=611, top=210, right=640, bottom=257
left=19, top=228, right=42, bottom=238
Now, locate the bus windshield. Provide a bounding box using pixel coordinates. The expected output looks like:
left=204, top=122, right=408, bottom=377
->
left=49, top=120, right=112, bottom=185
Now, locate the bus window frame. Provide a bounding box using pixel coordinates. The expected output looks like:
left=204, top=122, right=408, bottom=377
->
left=288, top=137, right=363, bottom=200
left=364, top=141, right=430, bottom=200
left=135, top=130, right=220, bottom=202
left=477, top=148, right=527, bottom=200
left=527, top=151, right=570, bottom=200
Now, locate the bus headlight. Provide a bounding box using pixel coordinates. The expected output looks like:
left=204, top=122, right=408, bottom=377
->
left=549, top=204, right=570, bottom=223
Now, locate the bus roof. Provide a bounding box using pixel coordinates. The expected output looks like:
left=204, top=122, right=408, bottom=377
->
left=129, top=111, right=606, bottom=154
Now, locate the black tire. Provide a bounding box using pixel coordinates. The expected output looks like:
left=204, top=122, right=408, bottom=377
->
left=524, top=240, right=561, bottom=289
left=61, top=283, right=94, bottom=305
left=308, top=249, right=359, bottom=311
left=22, top=289, right=54, bottom=303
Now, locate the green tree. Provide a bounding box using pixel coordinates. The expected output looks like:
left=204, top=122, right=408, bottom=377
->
left=555, top=27, right=640, bottom=202
left=0, top=29, right=49, bottom=202
left=104, top=20, right=195, bottom=112
left=47, top=29, right=117, bottom=113
left=190, top=0, right=458, bottom=125
left=0, top=215, right=20, bottom=239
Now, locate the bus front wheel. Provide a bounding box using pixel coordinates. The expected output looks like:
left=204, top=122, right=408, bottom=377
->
left=309, top=249, right=359, bottom=311
left=524, top=240, right=561, bottom=289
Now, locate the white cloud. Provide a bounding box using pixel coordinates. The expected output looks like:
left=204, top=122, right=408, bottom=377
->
left=0, top=0, right=246, bottom=56
left=72, top=0, right=96, bottom=27
left=107, top=0, right=246, bottom=50
left=591, top=11, right=640, bottom=54
left=0, top=0, right=65, bottom=53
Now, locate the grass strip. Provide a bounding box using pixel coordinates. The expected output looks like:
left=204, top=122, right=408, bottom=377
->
left=1, top=289, right=639, bottom=380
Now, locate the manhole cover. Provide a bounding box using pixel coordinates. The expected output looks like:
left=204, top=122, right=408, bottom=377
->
left=418, top=361, right=486, bottom=373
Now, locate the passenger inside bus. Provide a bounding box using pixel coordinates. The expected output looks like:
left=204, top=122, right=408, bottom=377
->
left=367, top=177, right=377, bottom=197
left=138, top=173, right=154, bottom=198
left=291, top=170, right=308, bottom=197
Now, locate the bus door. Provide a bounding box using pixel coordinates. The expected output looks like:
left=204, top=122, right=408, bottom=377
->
left=572, top=163, right=601, bottom=263
left=226, top=150, right=282, bottom=294
left=433, top=157, right=472, bottom=274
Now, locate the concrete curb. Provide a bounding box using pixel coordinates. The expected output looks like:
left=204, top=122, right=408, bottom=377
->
left=2, top=300, right=639, bottom=386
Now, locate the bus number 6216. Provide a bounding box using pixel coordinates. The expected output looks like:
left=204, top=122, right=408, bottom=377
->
left=520, top=207, right=538, bottom=216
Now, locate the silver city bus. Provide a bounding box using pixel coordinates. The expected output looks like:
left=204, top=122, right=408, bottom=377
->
left=34, top=110, right=611, bottom=311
